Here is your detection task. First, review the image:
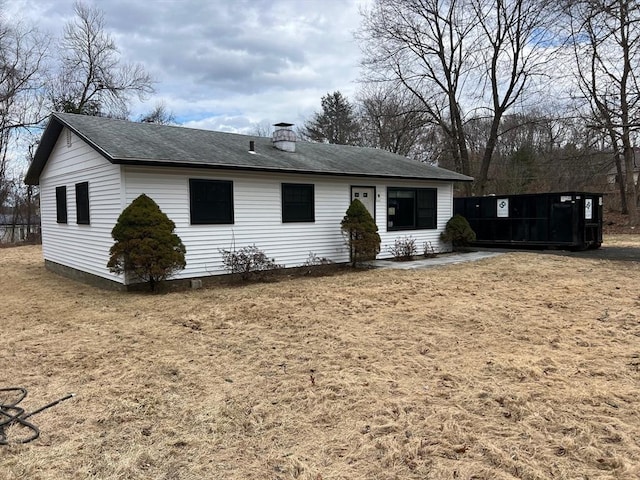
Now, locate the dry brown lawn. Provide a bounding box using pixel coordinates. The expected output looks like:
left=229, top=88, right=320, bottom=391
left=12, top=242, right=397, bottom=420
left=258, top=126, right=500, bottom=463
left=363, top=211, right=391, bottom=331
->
left=1, top=236, right=640, bottom=479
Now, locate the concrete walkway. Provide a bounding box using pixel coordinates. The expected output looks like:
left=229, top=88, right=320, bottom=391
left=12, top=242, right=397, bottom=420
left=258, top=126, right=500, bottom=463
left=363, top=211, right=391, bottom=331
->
left=368, top=251, right=504, bottom=270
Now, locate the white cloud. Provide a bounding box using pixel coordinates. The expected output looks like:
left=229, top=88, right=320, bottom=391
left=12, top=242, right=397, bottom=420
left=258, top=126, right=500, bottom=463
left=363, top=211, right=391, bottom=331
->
left=8, top=0, right=370, bottom=133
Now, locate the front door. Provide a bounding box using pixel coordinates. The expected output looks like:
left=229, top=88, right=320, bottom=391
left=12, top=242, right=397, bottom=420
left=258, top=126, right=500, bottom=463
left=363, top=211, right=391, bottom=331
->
left=351, top=186, right=375, bottom=220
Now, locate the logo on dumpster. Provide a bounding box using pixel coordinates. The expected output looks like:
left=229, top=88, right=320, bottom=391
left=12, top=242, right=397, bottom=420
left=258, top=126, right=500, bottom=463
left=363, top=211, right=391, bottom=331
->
left=585, top=199, right=593, bottom=220
left=497, top=198, right=509, bottom=217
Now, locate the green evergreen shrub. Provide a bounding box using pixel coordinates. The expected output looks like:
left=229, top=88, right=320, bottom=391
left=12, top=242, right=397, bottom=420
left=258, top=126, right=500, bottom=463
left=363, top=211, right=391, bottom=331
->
left=440, top=214, right=476, bottom=250
left=107, top=194, right=186, bottom=291
left=341, top=199, right=381, bottom=267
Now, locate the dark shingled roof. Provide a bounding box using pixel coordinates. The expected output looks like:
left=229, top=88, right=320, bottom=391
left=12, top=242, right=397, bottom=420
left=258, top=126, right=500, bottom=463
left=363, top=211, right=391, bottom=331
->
left=25, top=112, right=473, bottom=185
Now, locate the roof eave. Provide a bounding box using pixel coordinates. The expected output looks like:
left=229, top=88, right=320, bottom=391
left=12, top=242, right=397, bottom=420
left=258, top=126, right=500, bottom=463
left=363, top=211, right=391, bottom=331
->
left=112, top=158, right=474, bottom=182
left=24, top=113, right=116, bottom=185
left=24, top=115, right=61, bottom=185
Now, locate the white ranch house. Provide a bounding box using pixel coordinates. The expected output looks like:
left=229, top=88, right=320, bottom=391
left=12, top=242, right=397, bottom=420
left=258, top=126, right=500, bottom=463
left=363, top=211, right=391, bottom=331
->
left=25, top=113, right=472, bottom=289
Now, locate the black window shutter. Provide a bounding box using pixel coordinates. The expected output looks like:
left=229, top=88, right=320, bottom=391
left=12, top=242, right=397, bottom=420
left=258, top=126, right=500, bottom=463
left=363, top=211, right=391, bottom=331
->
left=75, top=182, right=90, bottom=225
left=56, top=186, right=67, bottom=224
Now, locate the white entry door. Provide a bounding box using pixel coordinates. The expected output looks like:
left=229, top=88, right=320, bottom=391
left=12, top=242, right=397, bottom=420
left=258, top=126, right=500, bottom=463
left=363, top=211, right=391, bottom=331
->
left=351, top=186, right=375, bottom=220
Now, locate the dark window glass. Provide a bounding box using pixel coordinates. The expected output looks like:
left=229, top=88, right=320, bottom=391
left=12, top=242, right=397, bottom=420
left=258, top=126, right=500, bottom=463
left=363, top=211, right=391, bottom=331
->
left=282, top=183, right=314, bottom=222
left=189, top=179, right=234, bottom=224
left=75, top=182, right=90, bottom=225
left=56, top=186, right=67, bottom=224
left=387, top=187, right=437, bottom=230
left=416, top=189, right=437, bottom=228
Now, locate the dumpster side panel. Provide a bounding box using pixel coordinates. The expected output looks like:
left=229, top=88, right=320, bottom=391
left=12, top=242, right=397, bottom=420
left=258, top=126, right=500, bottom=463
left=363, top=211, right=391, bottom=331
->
left=453, top=192, right=603, bottom=250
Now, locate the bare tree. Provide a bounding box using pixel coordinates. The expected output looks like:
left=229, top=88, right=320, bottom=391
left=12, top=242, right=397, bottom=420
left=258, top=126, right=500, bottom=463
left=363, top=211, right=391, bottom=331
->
left=485, top=110, right=610, bottom=194
left=50, top=1, right=154, bottom=118
left=567, top=0, right=640, bottom=223
left=357, top=84, right=430, bottom=160
left=250, top=121, right=273, bottom=137
left=359, top=0, right=474, bottom=190
left=301, top=91, right=361, bottom=145
left=471, top=0, right=559, bottom=194
left=359, top=0, right=559, bottom=194
left=138, top=101, right=176, bottom=125
left=0, top=17, right=48, bottom=212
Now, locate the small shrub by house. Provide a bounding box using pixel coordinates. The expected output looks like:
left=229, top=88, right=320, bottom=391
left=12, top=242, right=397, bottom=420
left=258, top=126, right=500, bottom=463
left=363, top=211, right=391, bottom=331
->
left=441, top=214, right=476, bottom=250
left=107, top=194, right=186, bottom=291
left=341, top=199, right=381, bottom=267
left=388, top=235, right=417, bottom=261
left=219, top=244, right=283, bottom=280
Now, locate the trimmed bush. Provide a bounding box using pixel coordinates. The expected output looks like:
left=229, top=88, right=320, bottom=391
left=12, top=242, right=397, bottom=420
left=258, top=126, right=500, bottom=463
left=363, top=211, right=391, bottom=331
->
left=219, top=244, right=283, bottom=280
left=388, top=236, right=417, bottom=261
left=301, top=252, right=335, bottom=276
left=303, top=252, right=334, bottom=267
left=107, top=194, right=186, bottom=291
left=440, top=214, right=476, bottom=250
left=341, top=199, right=381, bottom=267
left=423, top=241, right=437, bottom=258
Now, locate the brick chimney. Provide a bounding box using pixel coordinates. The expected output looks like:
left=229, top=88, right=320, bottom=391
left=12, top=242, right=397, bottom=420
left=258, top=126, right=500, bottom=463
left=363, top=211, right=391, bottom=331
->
left=272, top=122, right=296, bottom=152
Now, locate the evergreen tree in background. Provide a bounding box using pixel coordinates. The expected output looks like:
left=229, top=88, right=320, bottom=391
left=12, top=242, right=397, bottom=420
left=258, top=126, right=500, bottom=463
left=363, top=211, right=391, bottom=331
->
left=302, top=91, right=361, bottom=145
left=108, top=194, right=186, bottom=291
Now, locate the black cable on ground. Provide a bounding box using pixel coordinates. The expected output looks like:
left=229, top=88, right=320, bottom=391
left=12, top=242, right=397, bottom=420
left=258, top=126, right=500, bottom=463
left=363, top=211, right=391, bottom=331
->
left=0, top=387, right=75, bottom=445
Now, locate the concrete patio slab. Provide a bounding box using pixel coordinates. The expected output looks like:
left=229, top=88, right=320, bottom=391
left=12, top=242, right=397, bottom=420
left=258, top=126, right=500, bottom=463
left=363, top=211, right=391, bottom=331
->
left=368, top=251, right=504, bottom=270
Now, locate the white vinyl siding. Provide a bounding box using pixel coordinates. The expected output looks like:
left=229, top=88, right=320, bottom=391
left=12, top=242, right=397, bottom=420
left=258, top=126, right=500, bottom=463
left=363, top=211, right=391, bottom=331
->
left=123, top=167, right=346, bottom=278
left=39, top=128, right=123, bottom=282
left=122, top=166, right=454, bottom=279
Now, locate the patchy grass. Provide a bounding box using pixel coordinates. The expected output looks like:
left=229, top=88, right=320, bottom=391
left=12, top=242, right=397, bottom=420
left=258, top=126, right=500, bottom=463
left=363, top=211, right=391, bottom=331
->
left=2, top=237, right=640, bottom=479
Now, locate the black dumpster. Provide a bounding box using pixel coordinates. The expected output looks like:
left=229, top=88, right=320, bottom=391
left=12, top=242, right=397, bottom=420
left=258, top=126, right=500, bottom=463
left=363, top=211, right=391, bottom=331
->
left=453, top=192, right=603, bottom=250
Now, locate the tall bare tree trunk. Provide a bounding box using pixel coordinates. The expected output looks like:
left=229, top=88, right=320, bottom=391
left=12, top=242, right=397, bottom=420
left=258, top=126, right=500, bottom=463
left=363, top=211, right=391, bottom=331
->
left=622, top=143, right=638, bottom=223
left=568, top=0, right=640, bottom=223
left=612, top=146, right=628, bottom=214
left=619, top=0, right=638, bottom=224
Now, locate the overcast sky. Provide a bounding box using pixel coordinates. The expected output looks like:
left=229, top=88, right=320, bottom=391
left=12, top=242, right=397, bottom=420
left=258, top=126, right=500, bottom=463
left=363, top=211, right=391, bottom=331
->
left=7, top=0, right=370, bottom=134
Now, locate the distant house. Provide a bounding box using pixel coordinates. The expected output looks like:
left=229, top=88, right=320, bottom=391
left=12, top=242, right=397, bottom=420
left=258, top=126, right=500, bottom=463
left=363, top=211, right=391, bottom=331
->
left=0, top=213, right=40, bottom=244
left=606, top=147, right=640, bottom=185
left=25, top=113, right=472, bottom=289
